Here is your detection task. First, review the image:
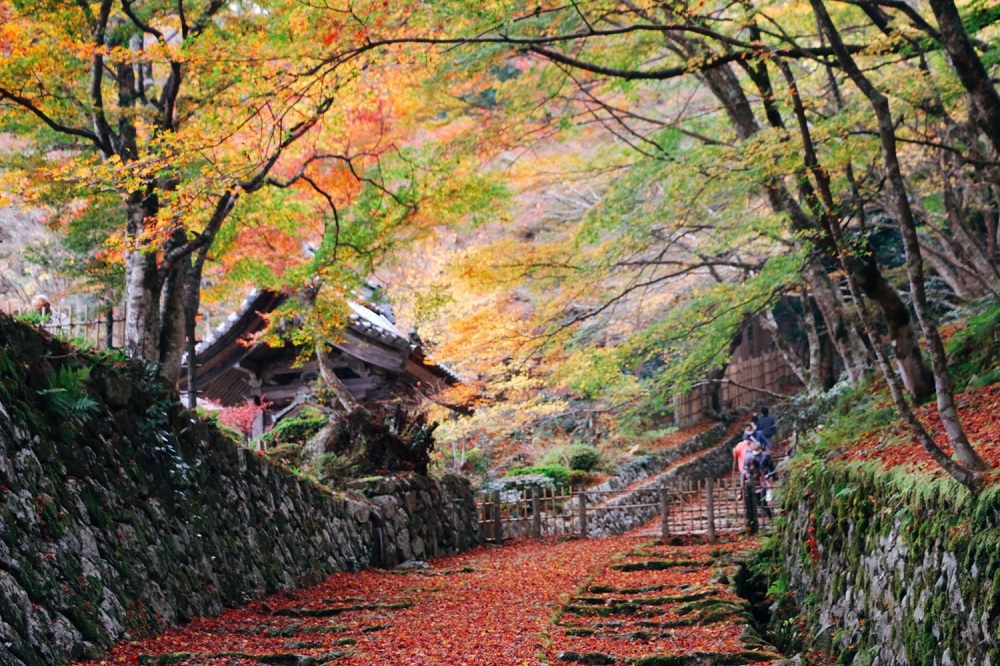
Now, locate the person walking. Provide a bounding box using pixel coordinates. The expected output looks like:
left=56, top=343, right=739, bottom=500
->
left=755, top=407, right=776, bottom=449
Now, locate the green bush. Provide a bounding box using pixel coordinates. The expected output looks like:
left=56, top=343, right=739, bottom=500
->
left=266, top=409, right=328, bottom=447
left=507, top=464, right=571, bottom=486
left=947, top=302, right=1000, bottom=391
left=566, top=444, right=601, bottom=472
left=267, top=442, right=309, bottom=468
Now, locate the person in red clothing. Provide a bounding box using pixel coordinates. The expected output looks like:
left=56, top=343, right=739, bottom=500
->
left=733, top=435, right=752, bottom=481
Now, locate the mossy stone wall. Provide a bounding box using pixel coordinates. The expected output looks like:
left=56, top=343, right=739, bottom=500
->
left=0, top=315, right=480, bottom=665
left=781, top=460, right=1000, bottom=665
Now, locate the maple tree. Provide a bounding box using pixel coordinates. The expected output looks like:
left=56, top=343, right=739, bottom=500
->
left=0, top=0, right=501, bottom=413
left=217, top=398, right=271, bottom=439
left=3, top=0, right=999, bottom=486
left=0, top=0, right=349, bottom=386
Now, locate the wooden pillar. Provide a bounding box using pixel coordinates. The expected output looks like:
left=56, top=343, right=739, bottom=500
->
left=531, top=487, right=541, bottom=538
left=492, top=490, right=503, bottom=544
left=660, top=486, right=670, bottom=539
left=706, top=477, right=716, bottom=543
left=577, top=490, right=587, bottom=538
left=744, top=479, right=758, bottom=535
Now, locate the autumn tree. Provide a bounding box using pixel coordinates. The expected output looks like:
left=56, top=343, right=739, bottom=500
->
left=0, top=0, right=387, bottom=387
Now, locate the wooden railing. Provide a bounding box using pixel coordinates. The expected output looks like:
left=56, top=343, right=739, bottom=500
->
left=2, top=302, right=126, bottom=349
left=478, top=471, right=782, bottom=543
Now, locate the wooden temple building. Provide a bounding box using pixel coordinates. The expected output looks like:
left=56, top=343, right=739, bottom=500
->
left=179, top=288, right=459, bottom=426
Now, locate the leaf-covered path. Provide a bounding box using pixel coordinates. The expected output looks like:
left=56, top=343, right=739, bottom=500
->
left=78, top=533, right=781, bottom=666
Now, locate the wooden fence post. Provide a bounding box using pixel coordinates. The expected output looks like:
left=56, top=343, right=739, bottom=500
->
left=491, top=490, right=503, bottom=544
left=531, top=487, right=541, bottom=538
left=660, top=486, right=669, bottom=539
left=577, top=490, right=587, bottom=538
left=706, top=477, right=716, bottom=544
left=744, top=480, right=758, bottom=535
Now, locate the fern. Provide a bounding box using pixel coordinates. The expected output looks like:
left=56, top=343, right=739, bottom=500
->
left=39, top=365, right=98, bottom=416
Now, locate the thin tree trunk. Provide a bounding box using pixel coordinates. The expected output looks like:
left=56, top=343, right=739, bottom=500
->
left=803, top=259, right=870, bottom=384
left=799, top=287, right=827, bottom=388
left=724, top=50, right=929, bottom=399
left=158, top=229, right=189, bottom=385
left=927, top=0, right=1000, bottom=155
left=940, top=178, right=1000, bottom=298
left=316, top=343, right=360, bottom=413
left=760, top=308, right=813, bottom=390
left=123, top=202, right=161, bottom=364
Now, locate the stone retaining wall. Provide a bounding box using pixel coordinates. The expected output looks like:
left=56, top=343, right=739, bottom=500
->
left=351, top=474, right=481, bottom=567
left=0, top=315, right=480, bottom=666
left=780, top=450, right=1000, bottom=664
left=587, top=422, right=729, bottom=496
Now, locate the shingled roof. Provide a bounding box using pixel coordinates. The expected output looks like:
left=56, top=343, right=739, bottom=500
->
left=180, top=289, right=458, bottom=411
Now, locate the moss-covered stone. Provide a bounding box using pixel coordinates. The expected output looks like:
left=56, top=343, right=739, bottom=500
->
left=779, top=446, right=1000, bottom=663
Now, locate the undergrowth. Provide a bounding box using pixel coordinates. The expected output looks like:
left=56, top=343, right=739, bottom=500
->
left=947, top=301, right=1000, bottom=391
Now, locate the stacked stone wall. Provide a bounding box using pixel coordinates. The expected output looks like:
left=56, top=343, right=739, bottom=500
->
left=780, top=460, right=1000, bottom=665
left=0, top=315, right=479, bottom=665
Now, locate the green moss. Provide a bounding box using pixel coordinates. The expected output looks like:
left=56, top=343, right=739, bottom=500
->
left=633, top=653, right=749, bottom=666
left=562, top=602, right=640, bottom=617
left=137, top=654, right=193, bottom=665
left=782, top=436, right=1000, bottom=664
left=588, top=585, right=616, bottom=594
left=609, top=559, right=710, bottom=571
left=564, top=627, right=596, bottom=636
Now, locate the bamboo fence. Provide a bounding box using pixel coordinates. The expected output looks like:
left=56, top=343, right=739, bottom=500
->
left=674, top=350, right=801, bottom=426
left=2, top=301, right=126, bottom=349
left=478, top=469, right=782, bottom=543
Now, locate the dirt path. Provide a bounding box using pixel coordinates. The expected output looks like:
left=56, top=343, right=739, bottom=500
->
left=78, top=534, right=781, bottom=666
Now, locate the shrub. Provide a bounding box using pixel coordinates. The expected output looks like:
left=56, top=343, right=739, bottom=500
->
left=218, top=398, right=271, bottom=437
left=507, top=464, right=571, bottom=486
left=947, top=302, right=1000, bottom=391
left=311, top=452, right=356, bottom=487
left=566, top=444, right=601, bottom=472
left=267, top=442, right=309, bottom=468
left=267, top=409, right=328, bottom=447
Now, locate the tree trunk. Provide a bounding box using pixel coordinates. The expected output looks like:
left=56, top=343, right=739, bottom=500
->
left=852, top=254, right=935, bottom=403
left=799, top=286, right=830, bottom=388
left=760, top=308, right=814, bottom=390
left=927, top=0, right=1000, bottom=155
left=123, top=202, right=162, bottom=364
left=158, top=229, right=190, bottom=385
left=316, top=343, right=359, bottom=413
left=803, top=259, right=870, bottom=385
left=940, top=177, right=1000, bottom=298
left=700, top=49, right=927, bottom=399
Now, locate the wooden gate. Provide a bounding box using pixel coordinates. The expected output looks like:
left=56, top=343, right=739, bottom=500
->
left=477, top=474, right=781, bottom=543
